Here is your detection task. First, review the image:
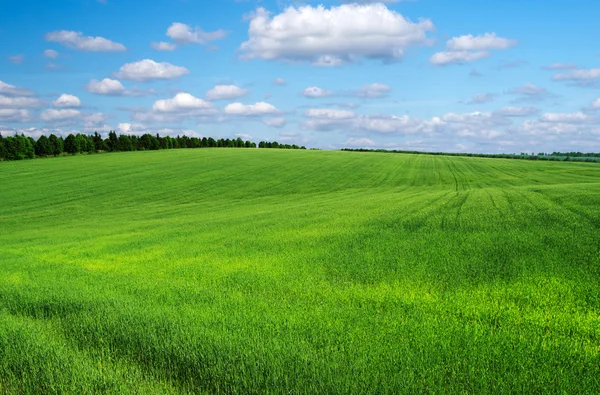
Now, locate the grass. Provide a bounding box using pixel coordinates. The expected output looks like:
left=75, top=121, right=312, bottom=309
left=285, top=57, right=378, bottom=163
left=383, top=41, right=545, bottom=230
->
left=1, top=149, right=599, bottom=393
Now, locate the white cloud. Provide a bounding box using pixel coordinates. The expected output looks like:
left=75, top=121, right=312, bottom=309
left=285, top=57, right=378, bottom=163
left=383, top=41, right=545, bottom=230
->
left=552, top=68, right=600, bottom=81
left=303, top=108, right=356, bottom=131
left=305, top=108, right=355, bottom=119
left=446, top=33, right=517, bottom=51
left=86, top=78, right=155, bottom=97
left=430, top=51, right=489, bottom=65
left=431, top=32, right=515, bottom=66
left=467, top=93, right=494, bottom=104
left=0, top=96, right=44, bottom=108
left=115, top=59, right=189, bottom=82
left=263, top=117, right=286, bottom=128
left=542, top=62, right=576, bottom=70
left=540, top=112, right=599, bottom=124
left=353, top=83, right=392, bottom=98
left=509, top=83, right=546, bottom=96
left=303, top=86, right=333, bottom=98
left=86, top=78, right=125, bottom=95
left=9, top=54, right=24, bottom=64
left=344, top=137, right=378, bottom=147
left=494, top=106, right=539, bottom=117
left=240, top=4, right=434, bottom=65
left=592, top=98, right=600, bottom=109
left=355, top=115, right=425, bottom=134
left=273, top=78, right=286, bottom=86
left=205, top=85, right=249, bottom=101
left=45, top=30, right=126, bottom=52
left=224, top=102, right=278, bottom=116
left=0, top=109, right=31, bottom=122
left=53, top=94, right=81, bottom=108
left=151, top=42, right=177, bottom=51
left=43, top=49, right=59, bottom=59
left=0, top=81, right=34, bottom=97
left=41, top=109, right=81, bottom=122
left=166, top=22, right=228, bottom=45
left=152, top=93, right=215, bottom=113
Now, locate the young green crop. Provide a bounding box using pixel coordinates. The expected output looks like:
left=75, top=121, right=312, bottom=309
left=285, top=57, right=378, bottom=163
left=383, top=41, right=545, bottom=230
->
left=1, top=149, right=599, bottom=393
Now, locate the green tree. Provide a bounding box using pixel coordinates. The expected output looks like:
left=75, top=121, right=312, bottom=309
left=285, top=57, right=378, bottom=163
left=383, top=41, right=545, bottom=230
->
left=35, top=135, right=52, bottom=156
left=93, top=132, right=105, bottom=151
left=64, top=134, right=79, bottom=154
left=48, top=134, right=63, bottom=156
left=0, top=134, right=5, bottom=160
left=118, top=135, right=133, bottom=151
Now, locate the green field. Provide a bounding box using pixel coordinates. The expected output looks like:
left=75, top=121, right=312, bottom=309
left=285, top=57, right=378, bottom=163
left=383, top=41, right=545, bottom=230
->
left=1, top=149, right=599, bottom=393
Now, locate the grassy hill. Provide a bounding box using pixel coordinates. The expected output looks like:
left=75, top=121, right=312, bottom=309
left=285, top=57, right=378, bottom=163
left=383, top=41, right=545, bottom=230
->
left=1, top=149, right=599, bottom=393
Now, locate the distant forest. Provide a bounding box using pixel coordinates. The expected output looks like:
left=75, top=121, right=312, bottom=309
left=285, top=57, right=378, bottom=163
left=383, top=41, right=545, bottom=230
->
left=341, top=148, right=600, bottom=163
left=0, top=132, right=306, bottom=161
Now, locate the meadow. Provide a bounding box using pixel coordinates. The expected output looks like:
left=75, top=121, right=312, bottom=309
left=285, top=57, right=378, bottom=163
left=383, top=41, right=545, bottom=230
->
left=0, top=149, right=599, bottom=393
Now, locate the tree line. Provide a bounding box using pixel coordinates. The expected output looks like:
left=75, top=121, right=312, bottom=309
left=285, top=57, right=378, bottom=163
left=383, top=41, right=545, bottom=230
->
left=341, top=148, right=600, bottom=163
left=0, top=132, right=306, bottom=161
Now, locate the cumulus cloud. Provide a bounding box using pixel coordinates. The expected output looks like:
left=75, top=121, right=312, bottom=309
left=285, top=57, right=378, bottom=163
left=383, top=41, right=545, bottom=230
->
left=152, top=93, right=215, bottom=114
left=224, top=102, right=279, bottom=116
left=151, top=42, right=177, bottom=51
left=273, top=78, right=286, bottom=86
left=494, top=106, right=539, bottom=117
left=353, top=83, right=392, bottom=98
left=446, top=33, right=517, bottom=51
left=0, top=96, right=44, bottom=108
left=506, top=83, right=553, bottom=102
left=431, top=33, right=516, bottom=66
left=86, top=78, right=125, bottom=95
left=542, top=62, right=576, bottom=70
left=0, top=109, right=32, bottom=122
left=166, top=22, right=228, bottom=45
left=306, top=108, right=355, bottom=119
left=86, top=78, right=155, bottom=97
left=115, top=59, right=189, bottom=82
left=205, top=85, right=249, bottom=101
left=344, top=137, right=378, bottom=147
left=45, top=30, right=126, bottom=52
left=263, top=117, right=286, bottom=128
left=591, top=98, right=600, bottom=109
left=40, top=109, right=81, bottom=122
left=467, top=93, right=495, bottom=104
left=0, top=81, right=34, bottom=97
left=303, top=86, right=333, bottom=98
left=539, top=112, right=599, bottom=124
left=240, top=4, right=434, bottom=65
left=43, top=49, right=59, bottom=59
left=430, top=50, right=489, bottom=66
left=53, top=94, right=81, bottom=108
left=508, top=83, right=547, bottom=96
left=303, top=108, right=356, bottom=131
left=552, top=68, right=600, bottom=81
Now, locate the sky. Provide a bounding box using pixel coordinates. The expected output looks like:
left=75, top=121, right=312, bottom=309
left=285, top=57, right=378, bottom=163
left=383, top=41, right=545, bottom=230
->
left=1, top=0, right=600, bottom=153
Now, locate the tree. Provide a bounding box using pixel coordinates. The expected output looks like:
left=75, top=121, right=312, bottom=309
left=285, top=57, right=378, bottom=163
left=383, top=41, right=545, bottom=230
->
left=49, top=134, right=63, bottom=156
left=118, top=134, right=133, bottom=151
left=93, top=132, right=105, bottom=151
left=207, top=137, right=216, bottom=147
left=107, top=131, right=118, bottom=152
left=64, top=134, right=79, bottom=154
left=35, top=135, right=51, bottom=156
left=0, top=134, right=5, bottom=160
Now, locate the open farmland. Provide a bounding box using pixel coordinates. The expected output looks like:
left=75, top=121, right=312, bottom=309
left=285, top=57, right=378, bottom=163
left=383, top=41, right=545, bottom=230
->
left=1, top=149, right=599, bottom=393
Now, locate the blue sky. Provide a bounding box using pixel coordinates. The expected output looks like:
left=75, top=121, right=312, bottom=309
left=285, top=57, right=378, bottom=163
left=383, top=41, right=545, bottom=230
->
left=1, top=0, right=600, bottom=152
